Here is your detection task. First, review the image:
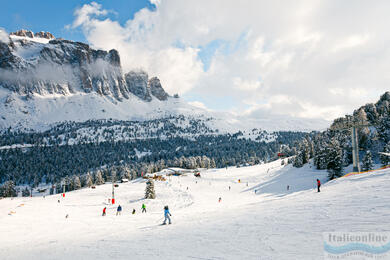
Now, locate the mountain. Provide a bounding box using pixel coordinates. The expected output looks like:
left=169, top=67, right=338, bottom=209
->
left=0, top=30, right=186, bottom=130
left=0, top=30, right=324, bottom=186
left=1, top=29, right=169, bottom=102
left=0, top=29, right=328, bottom=132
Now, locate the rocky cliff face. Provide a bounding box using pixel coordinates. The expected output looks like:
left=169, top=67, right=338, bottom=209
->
left=149, top=77, right=168, bottom=101
left=0, top=30, right=169, bottom=102
left=10, top=30, right=55, bottom=40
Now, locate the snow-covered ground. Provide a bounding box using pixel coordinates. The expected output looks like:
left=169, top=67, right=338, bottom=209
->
left=0, top=86, right=329, bottom=133
left=1, top=160, right=389, bottom=259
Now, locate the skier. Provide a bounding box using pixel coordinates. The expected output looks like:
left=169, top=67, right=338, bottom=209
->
left=116, top=205, right=122, bottom=216
left=163, top=206, right=172, bottom=225
left=102, top=207, right=106, bottom=216
left=132, top=208, right=136, bottom=214
left=287, top=185, right=290, bottom=191
left=142, top=203, right=146, bottom=213
left=229, top=186, right=231, bottom=191
left=218, top=197, right=222, bottom=203
left=317, top=179, right=321, bottom=192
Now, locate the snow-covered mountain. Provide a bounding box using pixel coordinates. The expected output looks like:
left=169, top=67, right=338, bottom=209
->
left=0, top=30, right=328, bottom=132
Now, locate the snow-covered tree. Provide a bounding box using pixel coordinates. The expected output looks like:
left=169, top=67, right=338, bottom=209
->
left=362, top=150, right=374, bottom=171
left=293, top=150, right=304, bottom=168
left=85, top=173, right=93, bottom=187
left=1, top=181, right=17, bottom=197
left=326, top=139, right=343, bottom=179
left=145, top=179, right=156, bottom=199
left=22, top=187, right=30, bottom=197
left=95, top=170, right=104, bottom=185
left=380, top=142, right=390, bottom=166
left=73, top=176, right=81, bottom=190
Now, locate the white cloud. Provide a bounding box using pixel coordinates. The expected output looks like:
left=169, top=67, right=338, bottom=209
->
left=70, top=0, right=390, bottom=122
left=331, top=34, right=371, bottom=52
left=188, top=101, right=209, bottom=111
left=233, top=77, right=261, bottom=91
left=0, top=27, right=10, bottom=44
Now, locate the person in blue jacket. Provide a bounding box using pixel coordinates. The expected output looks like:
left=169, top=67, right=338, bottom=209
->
left=116, top=205, right=122, bottom=216
left=163, top=205, right=172, bottom=225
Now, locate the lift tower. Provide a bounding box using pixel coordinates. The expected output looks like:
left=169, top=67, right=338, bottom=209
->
left=330, top=116, right=372, bottom=173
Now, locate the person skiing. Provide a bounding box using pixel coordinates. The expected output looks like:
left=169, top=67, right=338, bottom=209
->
left=163, top=206, right=172, bottom=225
left=218, top=197, right=222, bottom=203
left=132, top=208, right=136, bottom=214
left=229, top=186, right=231, bottom=191
left=141, top=203, right=146, bottom=213
left=102, top=207, right=106, bottom=216
left=317, top=179, right=321, bottom=192
left=116, top=205, right=122, bottom=216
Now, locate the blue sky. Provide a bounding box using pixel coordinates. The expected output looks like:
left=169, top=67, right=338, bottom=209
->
left=0, top=0, right=154, bottom=42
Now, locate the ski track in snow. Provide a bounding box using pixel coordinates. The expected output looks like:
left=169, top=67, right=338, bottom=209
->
left=0, top=160, right=390, bottom=259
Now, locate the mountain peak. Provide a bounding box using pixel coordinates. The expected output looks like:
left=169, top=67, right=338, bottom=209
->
left=0, top=33, right=170, bottom=103
left=10, top=29, right=55, bottom=40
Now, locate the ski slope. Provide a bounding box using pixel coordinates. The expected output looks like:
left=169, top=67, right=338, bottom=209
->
left=0, top=160, right=389, bottom=259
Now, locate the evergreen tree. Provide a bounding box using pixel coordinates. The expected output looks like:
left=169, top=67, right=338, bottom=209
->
left=380, top=142, right=390, bottom=166
left=86, top=173, right=93, bottom=187
left=22, top=187, right=30, bottom=197
left=293, top=150, right=304, bottom=168
left=95, top=170, right=104, bottom=185
left=362, top=150, right=374, bottom=171
left=73, top=176, right=81, bottom=190
left=327, top=139, right=343, bottom=179
left=145, top=179, right=156, bottom=199
left=1, top=181, right=17, bottom=197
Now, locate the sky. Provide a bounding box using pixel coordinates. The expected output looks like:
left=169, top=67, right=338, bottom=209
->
left=1, top=0, right=390, bottom=122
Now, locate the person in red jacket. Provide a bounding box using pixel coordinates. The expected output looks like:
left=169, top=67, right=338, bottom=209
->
left=102, top=207, right=106, bottom=216
left=317, top=179, right=321, bottom=192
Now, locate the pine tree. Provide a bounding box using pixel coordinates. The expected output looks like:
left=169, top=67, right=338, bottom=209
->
left=380, top=142, right=390, bottom=166
left=86, top=173, right=93, bottom=187
left=293, top=150, right=304, bottom=168
left=362, top=150, right=374, bottom=171
left=145, top=179, right=156, bottom=199
left=327, top=139, right=343, bottom=179
left=73, top=176, right=81, bottom=190
left=22, top=187, right=30, bottom=197
left=1, top=181, right=17, bottom=197
left=210, top=158, right=216, bottom=168
left=95, top=170, right=104, bottom=185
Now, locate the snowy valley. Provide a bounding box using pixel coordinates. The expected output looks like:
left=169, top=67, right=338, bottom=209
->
left=1, top=160, right=389, bottom=259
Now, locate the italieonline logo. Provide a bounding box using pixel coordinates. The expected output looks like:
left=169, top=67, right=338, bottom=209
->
left=324, top=232, right=390, bottom=259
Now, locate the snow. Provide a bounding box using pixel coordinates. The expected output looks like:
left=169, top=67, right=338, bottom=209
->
left=0, top=86, right=329, bottom=133
left=9, top=35, right=51, bottom=44
left=134, top=148, right=152, bottom=159
left=0, top=144, right=33, bottom=150
left=1, top=160, right=389, bottom=259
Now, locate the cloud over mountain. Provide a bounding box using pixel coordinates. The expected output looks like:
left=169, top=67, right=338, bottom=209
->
left=70, top=0, right=390, bottom=121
